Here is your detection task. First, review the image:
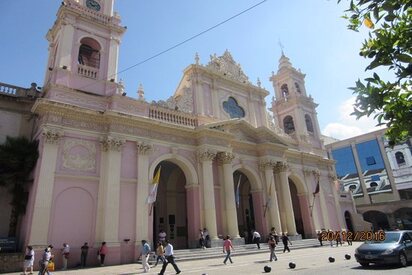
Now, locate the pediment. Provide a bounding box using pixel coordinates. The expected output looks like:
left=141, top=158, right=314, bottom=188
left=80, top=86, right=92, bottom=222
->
left=204, top=119, right=290, bottom=146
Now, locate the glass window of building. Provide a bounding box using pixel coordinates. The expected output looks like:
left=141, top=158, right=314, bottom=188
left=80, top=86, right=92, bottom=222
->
left=395, top=151, right=406, bottom=166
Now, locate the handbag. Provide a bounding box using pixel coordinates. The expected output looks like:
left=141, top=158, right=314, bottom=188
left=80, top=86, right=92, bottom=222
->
left=47, top=261, right=55, bottom=271
left=97, top=254, right=101, bottom=261
left=25, top=255, right=32, bottom=260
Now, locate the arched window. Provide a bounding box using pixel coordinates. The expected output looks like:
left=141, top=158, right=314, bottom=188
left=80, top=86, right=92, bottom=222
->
left=78, top=37, right=101, bottom=68
left=305, top=114, right=314, bottom=133
left=370, top=182, right=378, bottom=188
left=281, top=84, right=289, bottom=98
left=295, top=82, right=301, bottom=93
left=283, top=115, right=295, bottom=134
left=395, top=151, right=405, bottom=166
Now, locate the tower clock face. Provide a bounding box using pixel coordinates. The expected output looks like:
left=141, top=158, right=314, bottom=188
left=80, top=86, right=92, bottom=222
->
left=86, top=0, right=101, bottom=11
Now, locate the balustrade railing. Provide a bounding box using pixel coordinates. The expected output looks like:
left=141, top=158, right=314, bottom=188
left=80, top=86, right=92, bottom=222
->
left=65, top=0, right=113, bottom=25
left=0, top=82, right=37, bottom=97
left=78, top=64, right=98, bottom=79
left=149, top=106, right=197, bottom=128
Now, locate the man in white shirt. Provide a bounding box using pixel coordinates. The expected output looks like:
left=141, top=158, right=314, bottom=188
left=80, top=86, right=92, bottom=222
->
left=61, top=243, right=70, bottom=270
left=158, top=240, right=181, bottom=275
left=252, top=230, right=261, bottom=249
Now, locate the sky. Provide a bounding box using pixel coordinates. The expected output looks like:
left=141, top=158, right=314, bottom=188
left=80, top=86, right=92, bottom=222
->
left=0, top=0, right=385, bottom=140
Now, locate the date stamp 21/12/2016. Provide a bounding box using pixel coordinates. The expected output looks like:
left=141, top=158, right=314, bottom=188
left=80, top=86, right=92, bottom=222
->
left=320, top=231, right=386, bottom=242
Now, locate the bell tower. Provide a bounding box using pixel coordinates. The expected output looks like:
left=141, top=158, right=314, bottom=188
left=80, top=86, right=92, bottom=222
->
left=269, top=54, right=323, bottom=150
left=43, top=0, right=126, bottom=96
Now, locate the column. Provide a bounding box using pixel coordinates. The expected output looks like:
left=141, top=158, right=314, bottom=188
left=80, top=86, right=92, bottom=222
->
left=260, top=160, right=282, bottom=233
left=135, top=142, right=153, bottom=243
left=96, top=136, right=124, bottom=245
left=28, top=129, right=61, bottom=246
left=107, top=37, right=120, bottom=81
left=314, top=170, right=331, bottom=230
left=329, top=174, right=345, bottom=230
left=217, top=152, right=240, bottom=238
left=275, top=162, right=297, bottom=235
left=198, top=150, right=218, bottom=239
left=351, top=143, right=371, bottom=204
left=303, top=169, right=322, bottom=231
left=376, top=136, right=400, bottom=200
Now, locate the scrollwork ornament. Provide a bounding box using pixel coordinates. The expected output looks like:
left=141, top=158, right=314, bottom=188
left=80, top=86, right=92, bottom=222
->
left=197, top=150, right=216, bottom=162
left=42, top=129, right=62, bottom=145
left=100, top=136, right=125, bottom=152
left=217, top=152, right=235, bottom=164
left=136, top=142, right=153, bottom=155
left=258, top=159, right=277, bottom=170
left=274, top=162, right=289, bottom=173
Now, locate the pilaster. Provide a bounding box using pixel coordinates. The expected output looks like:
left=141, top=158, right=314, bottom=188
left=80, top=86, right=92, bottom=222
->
left=28, top=128, right=62, bottom=246
left=96, top=136, right=124, bottom=245
left=135, top=142, right=153, bottom=242
left=313, top=169, right=331, bottom=230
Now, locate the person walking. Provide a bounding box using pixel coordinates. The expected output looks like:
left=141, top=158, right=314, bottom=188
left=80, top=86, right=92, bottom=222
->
left=199, top=229, right=205, bottom=249
left=61, top=243, right=70, bottom=270
left=268, top=236, right=277, bottom=261
left=317, top=231, right=323, bottom=246
left=80, top=242, right=89, bottom=268
left=252, top=230, right=261, bottom=249
left=336, top=232, right=343, bottom=246
left=203, top=228, right=210, bottom=248
left=154, top=241, right=165, bottom=267
left=39, top=246, right=53, bottom=275
left=97, top=242, right=108, bottom=266
left=158, top=229, right=167, bottom=243
left=222, top=235, right=234, bottom=264
left=158, top=239, right=181, bottom=275
left=140, top=240, right=151, bottom=273
left=346, top=231, right=353, bottom=246
left=281, top=233, right=292, bottom=253
left=23, top=245, right=34, bottom=275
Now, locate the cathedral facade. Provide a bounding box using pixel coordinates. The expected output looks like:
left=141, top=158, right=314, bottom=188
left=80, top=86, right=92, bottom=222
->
left=3, top=0, right=345, bottom=267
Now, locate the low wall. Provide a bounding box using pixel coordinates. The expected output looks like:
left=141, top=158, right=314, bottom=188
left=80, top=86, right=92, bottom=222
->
left=0, top=253, right=24, bottom=273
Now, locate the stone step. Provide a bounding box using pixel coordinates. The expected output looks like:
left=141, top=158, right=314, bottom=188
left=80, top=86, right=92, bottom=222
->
left=141, top=239, right=320, bottom=264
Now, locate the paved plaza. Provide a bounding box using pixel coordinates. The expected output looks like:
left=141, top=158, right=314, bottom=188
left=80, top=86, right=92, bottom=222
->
left=6, top=243, right=412, bottom=275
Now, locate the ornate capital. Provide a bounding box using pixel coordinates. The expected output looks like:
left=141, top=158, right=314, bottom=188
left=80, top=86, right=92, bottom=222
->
left=136, top=142, right=153, bottom=155
left=274, top=162, right=289, bottom=173
left=328, top=173, right=337, bottom=181
left=197, top=150, right=216, bottom=162
left=258, top=159, right=277, bottom=171
left=217, top=152, right=235, bottom=164
left=42, top=129, right=62, bottom=145
left=312, top=169, right=321, bottom=179
left=100, top=136, right=125, bottom=152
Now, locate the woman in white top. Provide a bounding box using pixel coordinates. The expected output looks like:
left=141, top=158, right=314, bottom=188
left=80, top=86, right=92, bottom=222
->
left=23, top=245, right=34, bottom=275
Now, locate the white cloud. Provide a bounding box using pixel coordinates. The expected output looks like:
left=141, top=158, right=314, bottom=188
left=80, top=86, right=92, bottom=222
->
left=322, top=97, right=385, bottom=140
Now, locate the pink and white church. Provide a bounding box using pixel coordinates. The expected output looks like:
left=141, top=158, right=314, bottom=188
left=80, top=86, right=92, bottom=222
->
left=7, top=0, right=346, bottom=268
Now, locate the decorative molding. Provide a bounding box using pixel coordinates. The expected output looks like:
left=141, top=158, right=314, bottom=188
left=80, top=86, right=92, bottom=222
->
left=100, top=136, right=125, bottom=152
left=197, top=150, right=216, bottom=162
left=136, top=142, right=153, bottom=155
left=217, top=152, right=235, bottom=164
left=42, top=129, right=62, bottom=144
left=62, top=138, right=96, bottom=171
left=274, top=161, right=289, bottom=173
left=206, top=50, right=250, bottom=84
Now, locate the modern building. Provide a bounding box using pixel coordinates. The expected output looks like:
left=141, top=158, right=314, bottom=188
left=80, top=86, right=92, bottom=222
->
left=325, top=129, right=412, bottom=231
left=1, top=0, right=347, bottom=268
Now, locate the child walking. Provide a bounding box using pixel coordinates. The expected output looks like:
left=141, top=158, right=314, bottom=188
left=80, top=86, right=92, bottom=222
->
left=154, top=241, right=165, bottom=267
left=223, top=235, right=234, bottom=264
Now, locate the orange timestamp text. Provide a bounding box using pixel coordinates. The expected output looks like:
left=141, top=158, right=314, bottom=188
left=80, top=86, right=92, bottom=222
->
left=320, top=230, right=385, bottom=242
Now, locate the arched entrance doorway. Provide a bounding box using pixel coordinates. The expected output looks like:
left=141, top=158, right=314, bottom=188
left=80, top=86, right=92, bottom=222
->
left=234, top=171, right=255, bottom=243
left=289, top=179, right=305, bottom=237
left=153, top=161, right=188, bottom=249
left=363, top=210, right=389, bottom=230
left=344, top=211, right=354, bottom=232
